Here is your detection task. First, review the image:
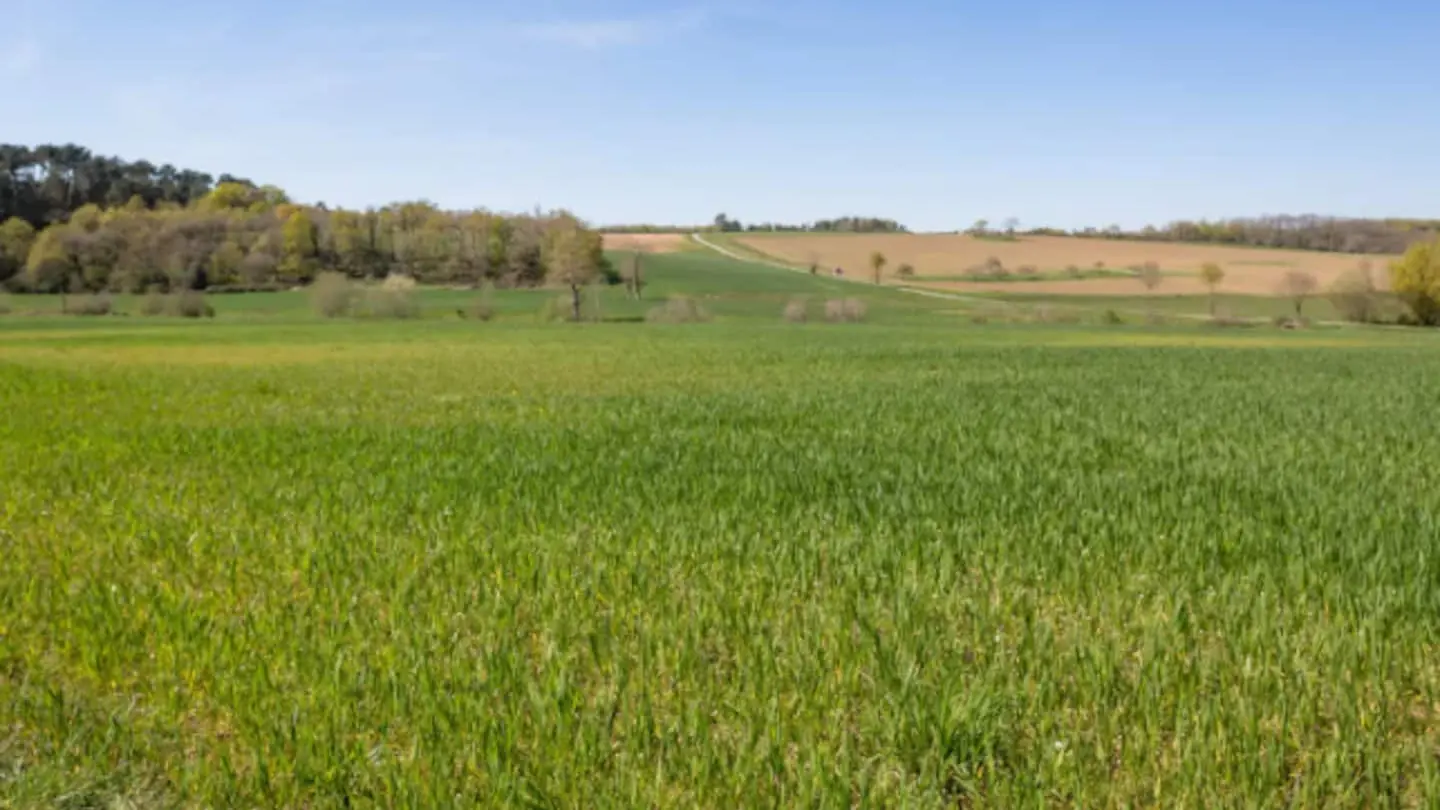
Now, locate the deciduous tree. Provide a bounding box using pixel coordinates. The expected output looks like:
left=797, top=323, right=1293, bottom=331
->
left=1199, top=262, right=1225, bottom=314
left=1389, top=239, right=1440, bottom=325
left=544, top=214, right=602, bottom=321
left=1136, top=261, right=1162, bottom=292
left=280, top=209, right=321, bottom=283
left=0, top=217, right=36, bottom=286
left=1279, top=270, right=1318, bottom=319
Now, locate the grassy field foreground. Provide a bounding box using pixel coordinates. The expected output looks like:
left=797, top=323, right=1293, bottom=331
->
left=4, top=307, right=1440, bottom=804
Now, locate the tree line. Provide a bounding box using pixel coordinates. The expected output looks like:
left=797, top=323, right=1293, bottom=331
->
left=712, top=214, right=908, bottom=234
left=1, top=143, right=263, bottom=228
left=0, top=145, right=608, bottom=295
left=1062, top=215, right=1440, bottom=255
left=0, top=192, right=605, bottom=295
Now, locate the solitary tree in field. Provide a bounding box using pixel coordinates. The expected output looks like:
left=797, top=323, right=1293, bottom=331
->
left=626, top=247, right=649, bottom=300
left=1280, top=270, right=1318, bottom=319
left=969, top=219, right=989, bottom=237
left=544, top=215, right=603, bottom=321
left=1390, top=238, right=1440, bottom=325
left=1135, top=261, right=1162, bottom=292
left=870, top=251, right=888, bottom=285
left=1199, top=262, right=1226, bottom=314
left=1003, top=217, right=1020, bottom=237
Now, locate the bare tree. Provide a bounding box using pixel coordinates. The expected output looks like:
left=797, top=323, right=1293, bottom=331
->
left=626, top=246, right=649, bottom=300
left=1136, top=261, right=1162, bottom=292
left=1279, top=270, right=1318, bottom=319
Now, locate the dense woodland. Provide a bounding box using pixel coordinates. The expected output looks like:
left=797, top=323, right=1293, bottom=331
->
left=0, top=143, right=604, bottom=293
left=1064, top=215, right=1440, bottom=255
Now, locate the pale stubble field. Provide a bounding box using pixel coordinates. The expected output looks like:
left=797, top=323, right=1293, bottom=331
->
left=736, top=233, right=1392, bottom=295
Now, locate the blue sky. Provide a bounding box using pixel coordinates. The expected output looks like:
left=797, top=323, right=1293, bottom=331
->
left=4, top=0, right=1437, bottom=231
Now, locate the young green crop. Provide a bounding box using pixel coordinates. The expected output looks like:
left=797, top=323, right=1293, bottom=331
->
left=2, top=321, right=1440, bottom=808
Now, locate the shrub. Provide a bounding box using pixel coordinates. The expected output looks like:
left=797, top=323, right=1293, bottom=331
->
left=1031, top=305, right=1080, bottom=325
left=782, top=298, right=809, bottom=323
left=536, top=295, right=568, bottom=323
left=1207, top=316, right=1255, bottom=328
left=467, top=283, right=496, bottom=322
left=983, top=256, right=1006, bottom=275
left=537, top=293, right=598, bottom=323
left=1206, top=309, right=1254, bottom=328
left=1094, top=261, right=1106, bottom=270
left=1016, top=265, right=1040, bottom=277
left=1102, top=309, right=1124, bottom=325
left=1065, top=264, right=1082, bottom=278
left=169, top=290, right=214, bottom=318
left=1328, top=265, right=1380, bottom=324
left=646, top=295, right=712, bottom=324
left=140, top=288, right=168, bottom=317
left=824, top=298, right=867, bottom=323
left=64, top=293, right=112, bottom=316
left=895, top=263, right=916, bottom=279
left=311, top=271, right=354, bottom=318
left=365, top=274, right=420, bottom=319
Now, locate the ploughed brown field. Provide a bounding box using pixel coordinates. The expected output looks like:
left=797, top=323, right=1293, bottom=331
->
left=601, top=233, right=691, bottom=253
left=736, top=233, right=1392, bottom=295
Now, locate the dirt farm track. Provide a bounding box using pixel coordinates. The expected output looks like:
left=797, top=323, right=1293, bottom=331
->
left=736, top=233, right=1393, bottom=296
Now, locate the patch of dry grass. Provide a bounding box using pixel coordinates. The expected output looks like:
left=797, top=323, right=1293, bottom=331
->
left=646, top=295, right=712, bottom=324
left=823, top=298, right=867, bottom=323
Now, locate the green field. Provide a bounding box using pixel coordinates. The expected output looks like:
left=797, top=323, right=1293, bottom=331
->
left=4, top=249, right=1440, bottom=807
left=967, top=291, right=1407, bottom=324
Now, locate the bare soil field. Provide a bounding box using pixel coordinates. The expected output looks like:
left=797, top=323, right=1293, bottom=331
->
left=736, top=233, right=1392, bottom=295
left=602, top=233, right=691, bottom=253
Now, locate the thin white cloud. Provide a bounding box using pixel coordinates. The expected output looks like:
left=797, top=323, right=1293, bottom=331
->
left=519, top=9, right=704, bottom=49
left=1, top=38, right=40, bottom=75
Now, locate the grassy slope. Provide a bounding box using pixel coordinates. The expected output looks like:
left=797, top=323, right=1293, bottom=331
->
left=3, top=250, right=1440, bottom=807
